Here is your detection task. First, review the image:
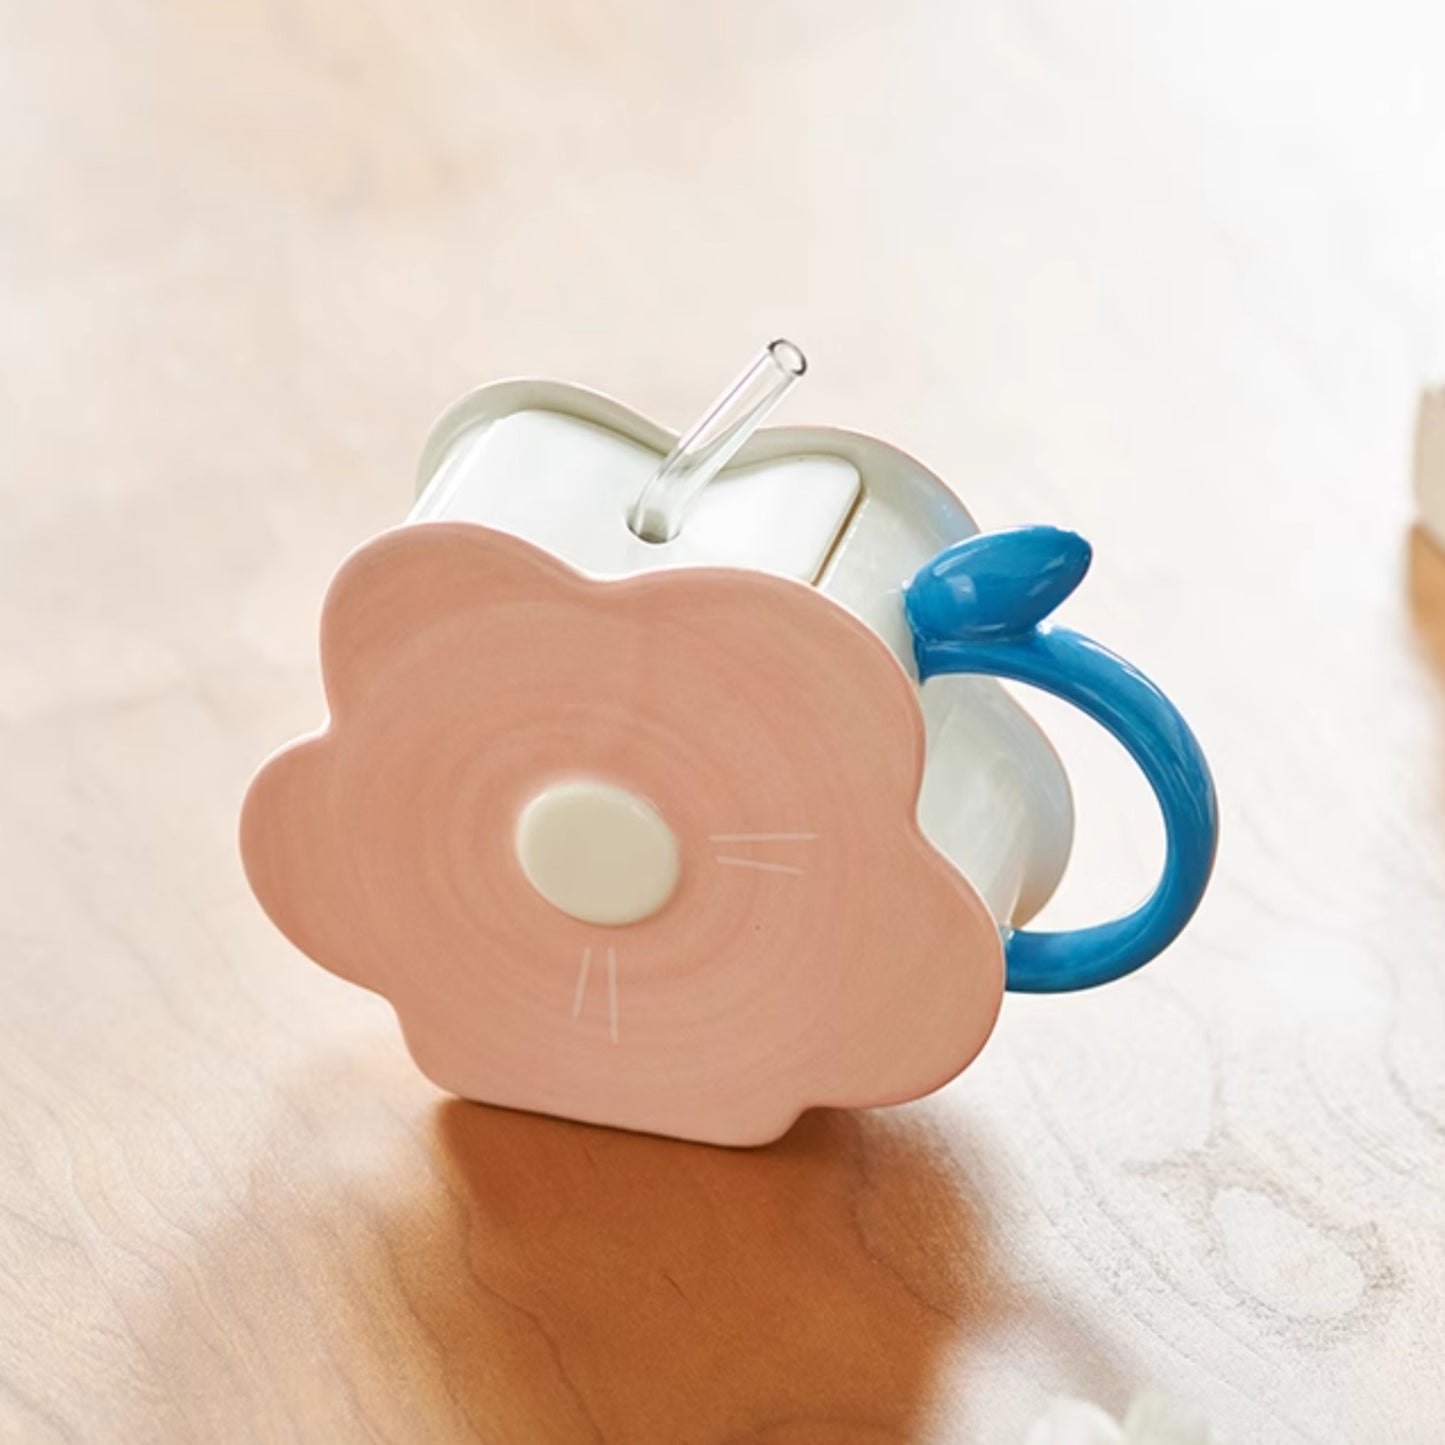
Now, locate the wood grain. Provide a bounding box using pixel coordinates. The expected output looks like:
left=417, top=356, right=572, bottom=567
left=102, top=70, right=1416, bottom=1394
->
left=2, top=0, right=1444, bottom=1440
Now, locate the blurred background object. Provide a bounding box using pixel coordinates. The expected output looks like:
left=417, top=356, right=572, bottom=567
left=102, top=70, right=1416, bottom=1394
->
left=1416, top=385, right=1445, bottom=547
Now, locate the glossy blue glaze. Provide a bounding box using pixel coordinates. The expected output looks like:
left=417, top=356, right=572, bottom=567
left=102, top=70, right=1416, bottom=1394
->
left=907, top=525, right=1094, bottom=641
left=905, top=527, right=1218, bottom=992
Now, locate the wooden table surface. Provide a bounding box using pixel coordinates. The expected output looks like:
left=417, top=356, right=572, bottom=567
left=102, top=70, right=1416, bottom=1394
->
left=4, top=2, right=1444, bottom=1441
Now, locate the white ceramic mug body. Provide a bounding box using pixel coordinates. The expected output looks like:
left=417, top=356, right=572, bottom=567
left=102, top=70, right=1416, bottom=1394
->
left=409, top=379, right=1074, bottom=927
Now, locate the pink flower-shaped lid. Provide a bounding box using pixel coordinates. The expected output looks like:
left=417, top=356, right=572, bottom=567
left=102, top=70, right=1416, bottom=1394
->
left=241, top=523, right=1004, bottom=1145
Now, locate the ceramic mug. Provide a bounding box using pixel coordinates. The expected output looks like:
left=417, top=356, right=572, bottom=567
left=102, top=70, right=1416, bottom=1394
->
left=240, top=360, right=1218, bottom=1146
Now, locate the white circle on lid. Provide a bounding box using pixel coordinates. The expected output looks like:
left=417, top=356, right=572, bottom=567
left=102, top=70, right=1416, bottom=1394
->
left=515, top=780, right=680, bottom=926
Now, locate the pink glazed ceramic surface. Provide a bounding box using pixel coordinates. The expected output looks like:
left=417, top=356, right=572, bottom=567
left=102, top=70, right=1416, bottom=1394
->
left=240, top=522, right=1004, bottom=1146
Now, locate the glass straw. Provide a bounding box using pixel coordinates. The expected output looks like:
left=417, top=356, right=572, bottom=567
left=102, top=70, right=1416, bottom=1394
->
left=628, top=339, right=807, bottom=543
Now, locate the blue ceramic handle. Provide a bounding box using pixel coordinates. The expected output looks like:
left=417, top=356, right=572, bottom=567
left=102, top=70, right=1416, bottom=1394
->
left=904, top=526, right=1218, bottom=992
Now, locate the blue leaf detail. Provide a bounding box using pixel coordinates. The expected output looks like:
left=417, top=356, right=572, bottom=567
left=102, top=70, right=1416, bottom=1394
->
left=904, top=527, right=1093, bottom=642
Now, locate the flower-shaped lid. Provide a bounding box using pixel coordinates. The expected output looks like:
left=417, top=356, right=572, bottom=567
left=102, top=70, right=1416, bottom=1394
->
left=241, top=522, right=1004, bottom=1145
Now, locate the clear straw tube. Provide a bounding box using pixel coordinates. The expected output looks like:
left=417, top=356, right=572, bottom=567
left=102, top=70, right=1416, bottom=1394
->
left=628, top=339, right=807, bottom=543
